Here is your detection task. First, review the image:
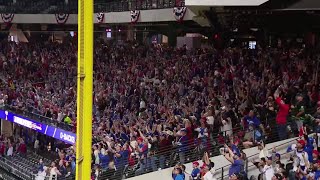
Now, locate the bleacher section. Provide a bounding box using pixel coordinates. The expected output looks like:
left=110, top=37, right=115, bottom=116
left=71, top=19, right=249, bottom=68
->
left=0, top=152, right=74, bottom=180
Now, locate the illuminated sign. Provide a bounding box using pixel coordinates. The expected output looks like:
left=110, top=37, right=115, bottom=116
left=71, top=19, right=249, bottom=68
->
left=59, top=132, right=76, bottom=144
left=13, top=116, right=42, bottom=131
left=0, top=110, right=76, bottom=145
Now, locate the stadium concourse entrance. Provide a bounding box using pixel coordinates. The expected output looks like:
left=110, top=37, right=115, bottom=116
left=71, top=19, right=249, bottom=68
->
left=0, top=119, right=12, bottom=137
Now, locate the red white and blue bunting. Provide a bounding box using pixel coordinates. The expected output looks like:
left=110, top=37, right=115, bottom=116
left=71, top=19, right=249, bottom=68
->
left=130, top=10, right=140, bottom=23
left=1, top=14, right=14, bottom=23
left=55, top=14, right=69, bottom=24
left=96, top=13, right=105, bottom=23
left=173, top=7, right=187, bottom=22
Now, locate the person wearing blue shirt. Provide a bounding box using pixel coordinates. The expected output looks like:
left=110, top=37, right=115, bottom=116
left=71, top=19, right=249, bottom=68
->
left=173, top=167, right=185, bottom=180
left=315, top=169, right=320, bottom=180
left=121, top=144, right=130, bottom=164
left=114, top=144, right=125, bottom=169
left=191, top=161, right=200, bottom=180
left=177, top=128, right=189, bottom=164
left=120, top=131, right=129, bottom=142
left=223, top=144, right=244, bottom=177
left=304, top=136, right=315, bottom=163
left=231, top=144, right=241, bottom=157
left=38, top=159, right=44, bottom=172
left=99, top=150, right=110, bottom=169
left=135, top=137, right=148, bottom=176
left=243, top=111, right=261, bottom=129
left=229, top=159, right=244, bottom=176
left=137, top=137, right=148, bottom=157
left=70, top=157, right=76, bottom=175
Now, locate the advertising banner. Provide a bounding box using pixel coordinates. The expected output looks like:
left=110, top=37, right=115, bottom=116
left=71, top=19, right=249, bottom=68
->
left=0, top=110, right=76, bottom=145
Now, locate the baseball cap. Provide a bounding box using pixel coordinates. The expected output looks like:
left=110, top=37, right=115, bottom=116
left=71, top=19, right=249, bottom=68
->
left=137, top=137, right=144, bottom=142
left=297, top=139, right=306, bottom=147
left=313, top=150, right=319, bottom=156
left=192, top=161, right=199, bottom=166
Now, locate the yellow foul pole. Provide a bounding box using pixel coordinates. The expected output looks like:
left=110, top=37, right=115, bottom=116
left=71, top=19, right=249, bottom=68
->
left=76, top=0, right=93, bottom=179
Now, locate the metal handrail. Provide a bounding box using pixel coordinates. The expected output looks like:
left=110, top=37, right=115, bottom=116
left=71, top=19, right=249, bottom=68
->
left=0, top=119, right=297, bottom=180
left=95, top=126, right=288, bottom=179
left=217, top=138, right=298, bottom=179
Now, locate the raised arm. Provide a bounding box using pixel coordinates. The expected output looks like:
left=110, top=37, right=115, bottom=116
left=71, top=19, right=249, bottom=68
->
left=223, top=144, right=235, bottom=164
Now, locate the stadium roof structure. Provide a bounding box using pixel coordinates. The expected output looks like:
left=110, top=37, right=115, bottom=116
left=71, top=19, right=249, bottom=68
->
left=280, top=0, right=320, bottom=10
left=0, top=0, right=319, bottom=14
left=197, top=0, right=320, bottom=33
left=0, top=0, right=319, bottom=36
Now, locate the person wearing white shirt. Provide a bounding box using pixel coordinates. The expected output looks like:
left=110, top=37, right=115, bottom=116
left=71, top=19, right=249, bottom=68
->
left=195, top=123, right=209, bottom=139
left=263, top=164, right=275, bottom=180
left=220, top=118, right=233, bottom=137
left=139, top=99, right=146, bottom=111
left=201, top=164, right=216, bottom=180
left=206, top=116, right=214, bottom=126
left=93, top=145, right=100, bottom=165
left=7, top=143, right=13, bottom=156
left=259, top=156, right=274, bottom=180
left=57, top=111, right=64, bottom=122
left=0, top=98, right=4, bottom=107
left=35, top=166, right=47, bottom=180
left=290, top=140, right=309, bottom=172
left=34, top=139, right=40, bottom=153
left=130, top=137, right=138, bottom=149
left=258, top=141, right=269, bottom=159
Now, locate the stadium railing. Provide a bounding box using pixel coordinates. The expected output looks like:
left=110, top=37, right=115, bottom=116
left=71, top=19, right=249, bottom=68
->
left=217, top=138, right=297, bottom=179
left=96, top=125, right=286, bottom=179
left=0, top=122, right=301, bottom=180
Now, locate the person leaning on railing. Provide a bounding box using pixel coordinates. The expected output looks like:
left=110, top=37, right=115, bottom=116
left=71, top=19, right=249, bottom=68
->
left=134, top=136, right=148, bottom=176
left=175, top=128, right=189, bottom=164
left=201, top=151, right=215, bottom=178
left=200, top=163, right=216, bottom=180
left=157, top=133, right=172, bottom=169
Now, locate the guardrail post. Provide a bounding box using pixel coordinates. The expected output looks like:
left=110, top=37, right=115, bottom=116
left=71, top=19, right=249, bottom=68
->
left=246, top=157, right=249, bottom=175
left=221, top=167, right=224, bottom=180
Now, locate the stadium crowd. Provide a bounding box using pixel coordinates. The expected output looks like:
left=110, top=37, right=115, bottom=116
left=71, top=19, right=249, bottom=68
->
left=0, top=39, right=319, bottom=179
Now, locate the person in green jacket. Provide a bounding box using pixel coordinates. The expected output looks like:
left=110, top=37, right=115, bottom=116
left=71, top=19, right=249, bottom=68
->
left=64, top=115, right=72, bottom=125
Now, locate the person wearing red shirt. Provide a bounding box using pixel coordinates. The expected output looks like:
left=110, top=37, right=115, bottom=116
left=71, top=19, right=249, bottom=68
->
left=274, top=88, right=290, bottom=140
left=17, top=138, right=27, bottom=156
left=0, top=142, right=5, bottom=157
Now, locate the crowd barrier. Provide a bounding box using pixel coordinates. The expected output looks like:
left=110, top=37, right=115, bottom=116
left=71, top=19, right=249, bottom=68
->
left=126, top=137, right=297, bottom=180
